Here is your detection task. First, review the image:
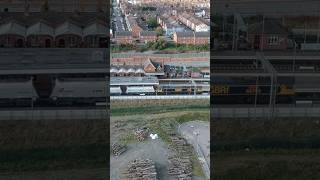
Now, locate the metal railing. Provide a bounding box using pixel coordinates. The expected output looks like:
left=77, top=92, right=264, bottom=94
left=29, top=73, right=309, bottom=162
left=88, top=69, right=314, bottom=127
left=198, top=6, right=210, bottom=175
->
left=212, top=106, right=320, bottom=118
left=111, top=95, right=210, bottom=100
left=0, top=109, right=108, bottom=121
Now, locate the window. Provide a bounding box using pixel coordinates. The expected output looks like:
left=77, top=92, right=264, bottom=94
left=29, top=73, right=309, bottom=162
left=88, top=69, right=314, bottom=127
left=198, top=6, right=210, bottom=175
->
left=69, top=36, right=77, bottom=46
left=268, top=36, right=279, bottom=45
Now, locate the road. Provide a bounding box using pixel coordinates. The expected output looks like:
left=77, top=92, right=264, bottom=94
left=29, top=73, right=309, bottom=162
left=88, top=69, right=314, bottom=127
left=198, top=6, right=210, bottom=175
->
left=112, top=0, right=127, bottom=32
left=179, top=121, right=210, bottom=180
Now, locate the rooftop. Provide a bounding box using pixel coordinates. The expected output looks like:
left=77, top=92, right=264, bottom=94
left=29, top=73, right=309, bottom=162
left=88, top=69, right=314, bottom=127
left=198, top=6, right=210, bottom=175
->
left=140, top=31, right=157, bottom=36
left=115, top=31, right=132, bottom=36
left=110, top=76, right=159, bottom=86
left=0, top=48, right=108, bottom=74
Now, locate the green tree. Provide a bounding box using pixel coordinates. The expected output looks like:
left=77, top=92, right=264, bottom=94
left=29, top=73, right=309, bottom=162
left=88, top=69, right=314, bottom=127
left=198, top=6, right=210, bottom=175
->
left=146, top=18, right=158, bottom=29
left=152, top=39, right=167, bottom=50
left=155, top=27, right=164, bottom=36
left=146, top=41, right=154, bottom=48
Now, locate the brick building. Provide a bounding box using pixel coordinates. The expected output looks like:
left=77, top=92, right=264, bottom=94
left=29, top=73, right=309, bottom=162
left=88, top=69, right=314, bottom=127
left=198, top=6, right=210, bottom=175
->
left=157, top=13, right=185, bottom=36
left=177, top=12, right=209, bottom=32
left=139, top=31, right=157, bottom=43
left=115, top=31, right=133, bottom=44
left=126, top=16, right=143, bottom=38
left=194, top=32, right=210, bottom=44
left=173, top=31, right=209, bottom=45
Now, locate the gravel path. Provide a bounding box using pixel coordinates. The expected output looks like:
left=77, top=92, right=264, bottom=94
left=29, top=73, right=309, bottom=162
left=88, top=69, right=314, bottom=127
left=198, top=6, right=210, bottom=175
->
left=180, top=121, right=210, bottom=179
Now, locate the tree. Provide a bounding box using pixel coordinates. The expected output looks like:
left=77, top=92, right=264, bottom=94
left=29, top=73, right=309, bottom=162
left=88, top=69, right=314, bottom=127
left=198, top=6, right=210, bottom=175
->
left=152, top=39, right=167, bottom=50
left=155, top=27, right=164, bottom=36
left=146, top=41, right=154, bottom=48
left=146, top=18, right=158, bottom=29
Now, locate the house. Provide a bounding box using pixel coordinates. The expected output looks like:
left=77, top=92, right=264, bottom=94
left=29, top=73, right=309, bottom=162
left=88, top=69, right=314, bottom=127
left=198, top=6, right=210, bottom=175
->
left=173, top=31, right=209, bottom=45
left=157, top=14, right=185, bottom=36
left=194, top=32, right=210, bottom=45
left=248, top=19, right=288, bottom=50
left=143, top=58, right=164, bottom=75
left=139, top=31, right=157, bottom=43
left=115, top=31, right=133, bottom=44
left=126, top=16, right=143, bottom=38
left=177, top=12, right=209, bottom=32
left=173, top=31, right=194, bottom=44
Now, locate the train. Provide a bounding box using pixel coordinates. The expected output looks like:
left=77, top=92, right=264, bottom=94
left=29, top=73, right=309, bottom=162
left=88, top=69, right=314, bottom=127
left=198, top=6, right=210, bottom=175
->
left=110, top=82, right=210, bottom=96
left=0, top=77, right=107, bottom=108
left=212, top=76, right=320, bottom=106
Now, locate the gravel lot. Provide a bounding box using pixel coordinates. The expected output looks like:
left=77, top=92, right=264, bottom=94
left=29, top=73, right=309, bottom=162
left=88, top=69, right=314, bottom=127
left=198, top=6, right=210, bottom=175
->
left=111, top=139, right=172, bottom=180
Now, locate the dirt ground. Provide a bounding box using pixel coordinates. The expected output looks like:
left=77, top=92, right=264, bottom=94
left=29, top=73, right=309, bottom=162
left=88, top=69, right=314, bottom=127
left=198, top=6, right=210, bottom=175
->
left=110, top=111, right=208, bottom=180
left=111, top=139, right=172, bottom=180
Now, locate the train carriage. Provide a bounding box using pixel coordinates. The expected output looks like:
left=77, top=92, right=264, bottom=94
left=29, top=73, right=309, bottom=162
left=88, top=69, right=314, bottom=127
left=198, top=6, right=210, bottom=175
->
left=50, top=78, right=106, bottom=106
left=0, top=79, right=38, bottom=107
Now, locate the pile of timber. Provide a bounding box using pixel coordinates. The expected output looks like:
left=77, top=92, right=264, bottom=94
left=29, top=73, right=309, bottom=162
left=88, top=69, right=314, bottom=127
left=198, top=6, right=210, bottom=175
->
left=112, top=142, right=127, bottom=156
left=123, top=158, right=157, bottom=180
left=168, top=135, right=193, bottom=179
left=168, top=155, right=192, bottom=180
left=134, top=127, right=149, bottom=141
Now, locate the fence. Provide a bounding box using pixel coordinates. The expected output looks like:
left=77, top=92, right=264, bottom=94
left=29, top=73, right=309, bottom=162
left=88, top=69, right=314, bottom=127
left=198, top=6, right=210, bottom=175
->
left=111, top=95, right=210, bottom=100
left=111, top=95, right=210, bottom=109
left=213, top=106, right=320, bottom=118
left=0, top=109, right=108, bottom=120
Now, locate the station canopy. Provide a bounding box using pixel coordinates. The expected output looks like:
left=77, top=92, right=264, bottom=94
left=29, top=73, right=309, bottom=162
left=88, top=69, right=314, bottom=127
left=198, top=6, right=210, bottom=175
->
left=126, top=86, right=155, bottom=93
left=110, top=86, right=122, bottom=94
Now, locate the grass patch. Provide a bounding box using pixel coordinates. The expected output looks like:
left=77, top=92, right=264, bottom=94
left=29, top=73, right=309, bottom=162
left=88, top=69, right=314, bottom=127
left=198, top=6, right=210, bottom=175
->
left=213, top=118, right=320, bottom=151
left=0, top=144, right=108, bottom=172
left=148, top=119, right=172, bottom=144
left=111, top=105, right=209, bottom=116
left=176, top=112, right=210, bottom=124
left=214, top=149, right=320, bottom=180
left=119, top=132, right=137, bottom=145
left=213, top=118, right=320, bottom=179
left=191, top=154, right=206, bottom=178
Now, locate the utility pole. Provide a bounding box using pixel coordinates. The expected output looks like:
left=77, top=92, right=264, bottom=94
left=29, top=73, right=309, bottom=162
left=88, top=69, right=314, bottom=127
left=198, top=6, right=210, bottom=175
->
left=232, top=14, right=236, bottom=51
left=260, top=15, right=265, bottom=52
left=254, top=75, right=258, bottom=120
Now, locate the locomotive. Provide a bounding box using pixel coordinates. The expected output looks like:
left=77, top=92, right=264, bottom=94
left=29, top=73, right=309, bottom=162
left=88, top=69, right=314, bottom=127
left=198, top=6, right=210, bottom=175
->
left=212, top=76, right=320, bottom=106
